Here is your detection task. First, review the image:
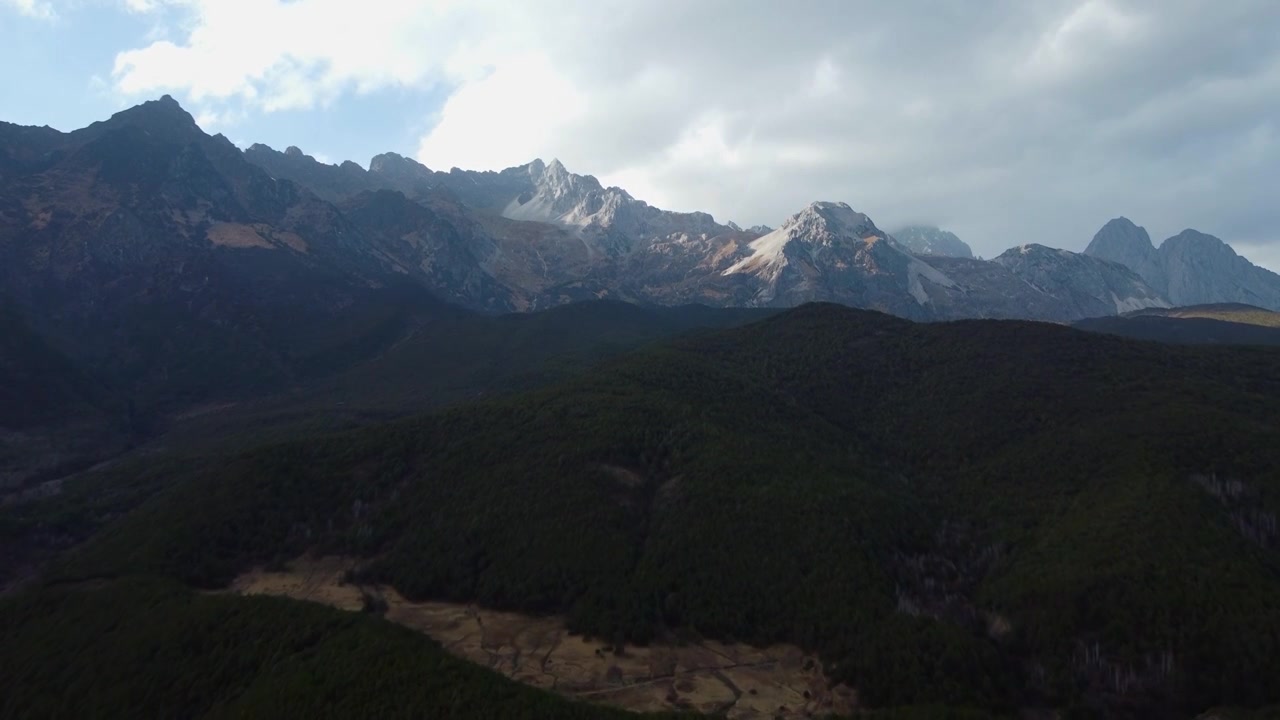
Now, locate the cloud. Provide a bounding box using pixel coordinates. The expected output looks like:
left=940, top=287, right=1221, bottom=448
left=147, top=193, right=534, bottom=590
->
left=2, top=0, right=55, bottom=19
left=416, top=52, right=587, bottom=171
left=104, top=0, right=1280, bottom=264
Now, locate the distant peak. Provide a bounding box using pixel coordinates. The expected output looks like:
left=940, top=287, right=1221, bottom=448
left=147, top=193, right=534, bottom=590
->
left=786, top=201, right=875, bottom=235
left=992, top=244, right=1079, bottom=267
left=369, top=152, right=430, bottom=175
left=525, top=156, right=602, bottom=195
left=1161, top=228, right=1232, bottom=253
left=892, top=225, right=974, bottom=259
left=805, top=200, right=854, bottom=213
left=1085, top=216, right=1156, bottom=261
left=100, top=95, right=200, bottom=135
left=1099, top=216, right=1146, bottom=235
left=1017, top=243, right=1051, bottom=253
left=285, top=146, right=304, bottom=157
left=1097, top=217, right=1149, bottom=238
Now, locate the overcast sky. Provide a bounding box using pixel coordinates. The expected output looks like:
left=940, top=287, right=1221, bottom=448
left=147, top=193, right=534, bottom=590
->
left=2, top=0, right=1278, bottom=269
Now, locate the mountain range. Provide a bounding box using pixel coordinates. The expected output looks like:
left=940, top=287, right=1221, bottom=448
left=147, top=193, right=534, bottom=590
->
left=7, top=95, right=1280, bottom=478
left=243, top=139, right=1180, bottom=321
left=9, top=95, right=1278, bottom=344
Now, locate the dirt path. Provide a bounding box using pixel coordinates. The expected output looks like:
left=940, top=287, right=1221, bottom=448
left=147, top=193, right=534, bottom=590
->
left=227, top=556, right=856, bottom=719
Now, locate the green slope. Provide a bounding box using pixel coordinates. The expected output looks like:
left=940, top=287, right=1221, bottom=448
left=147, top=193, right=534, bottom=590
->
left=2, top=300, right=776, bottom=593
left=0, top=298, right=135, bottom=488
left=40, top=304, right=1280, bottom=715
left=1129, top=303, right=1280, bottom=327
left=154, top=299, right=776, bottom=450
left=0, top=579, right=679, bottom=719
left=1074, top=302, right=1280, bottom=346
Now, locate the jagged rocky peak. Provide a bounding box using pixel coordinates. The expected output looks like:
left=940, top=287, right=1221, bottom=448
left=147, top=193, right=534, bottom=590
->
left=726, top=220, right=769, bottom=234
left=998, top=243, right=1068, bottom=259
left=994, top=242, right=1170, bottom=314
left=367, top=152, right=437, bottom=197
left=892, top=225, right=974, bottom=258
left=528, top=157, right=605, bottom=197
left=720, top=200, right=958, bottom=315
left=724, top=201, right=889, bottom=278
left=369, top=151, right=430, bottom=176
left=995, top=242, right=1127, bottom=269
left=1085, top=217, right=1156, bottom=258
left=1162, top=228, right=1233, bottom=254
left=504, top=157, right=628, bottom=229
left=1084, top=219, right=1280, bottom=309
left=94, top=94, right=200, bottom=138
left=788, top=201, right=882, bottom=239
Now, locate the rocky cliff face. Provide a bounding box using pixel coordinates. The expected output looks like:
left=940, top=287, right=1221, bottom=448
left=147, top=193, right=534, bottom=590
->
left=1085, top=218, right=1280, bottom=310
left=0, top=95, right=460, bottom=418
left=251, top=148, right=738, bottom=261
left=993, top=244, right=1169, bottom=318
left=714, top=202, right=956, bottom=319
left=243, top=144, right=377, bottom=202
left=1083, top=218, right=1163, bottom=285
left=1158, top=230, right=1280, bottom=309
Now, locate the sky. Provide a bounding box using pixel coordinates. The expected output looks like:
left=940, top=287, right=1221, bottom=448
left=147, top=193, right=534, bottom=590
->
left=2, top=0, right=1279, bottom=270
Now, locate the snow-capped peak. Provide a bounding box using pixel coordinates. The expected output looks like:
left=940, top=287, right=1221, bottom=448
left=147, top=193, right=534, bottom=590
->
left=723, top=201, right=885, bottom=279
left=498, top=158, right=730, bottom=255
left=719, top=200, right=957, bottom=309
left=789, top=201, right=875, bottom=233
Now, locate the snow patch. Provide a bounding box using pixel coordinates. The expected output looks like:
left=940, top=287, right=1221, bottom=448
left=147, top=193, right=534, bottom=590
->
left=723, top=225, right=791, bottom=278
left=906, top=257, right=957, bottom=305
left=1111, top=292, right=1170, bottom=314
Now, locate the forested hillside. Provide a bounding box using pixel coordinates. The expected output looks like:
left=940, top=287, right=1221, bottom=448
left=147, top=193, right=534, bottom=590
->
left=0, top=579, right=682, bottom=719
left=39, top=304, right=1280, bottom=716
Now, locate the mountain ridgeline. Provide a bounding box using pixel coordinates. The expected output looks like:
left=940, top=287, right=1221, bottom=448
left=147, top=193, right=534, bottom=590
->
left=240, top=143, right=1182, bottom=321
left=1085, top=218, right=1280, bottom=309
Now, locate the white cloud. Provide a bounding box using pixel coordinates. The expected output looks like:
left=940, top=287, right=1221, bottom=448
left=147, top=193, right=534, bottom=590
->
left=111, top=0, right=481, bottom=109
left=416, top=53, right=586, bottom=171
left=2, top=0, right=55, bottom=19
left=100, top=0, right=1280, bottom=260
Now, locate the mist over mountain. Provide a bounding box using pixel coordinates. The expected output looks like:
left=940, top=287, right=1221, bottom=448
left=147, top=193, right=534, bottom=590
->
left=891, top=225, right=975, bottom=259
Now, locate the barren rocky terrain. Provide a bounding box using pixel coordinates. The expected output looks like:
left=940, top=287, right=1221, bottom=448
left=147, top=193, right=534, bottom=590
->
left=228, top=557, right=856, bottom=719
